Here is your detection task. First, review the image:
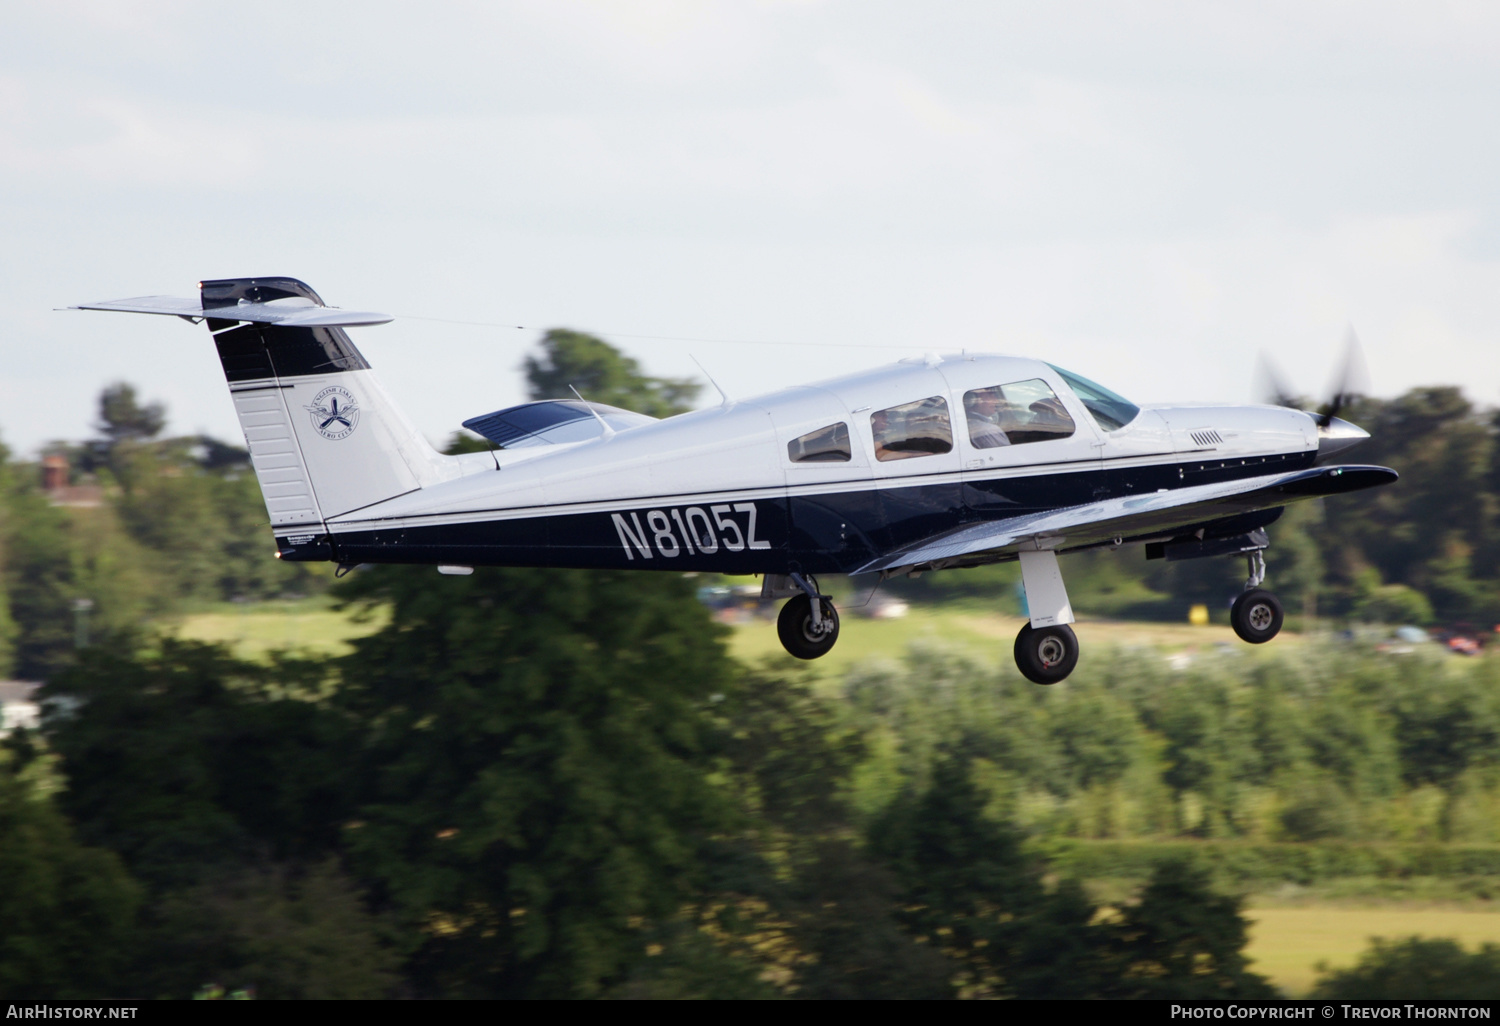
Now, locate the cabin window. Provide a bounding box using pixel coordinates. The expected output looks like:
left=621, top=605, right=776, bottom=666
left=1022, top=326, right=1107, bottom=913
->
left=963, top=379, right=1076, bottom=448
left=788, top=422, right=852, bottom=463
left=1046, top=364, right=1140, bottom=432
left=870, top=396, right=953, bottom=461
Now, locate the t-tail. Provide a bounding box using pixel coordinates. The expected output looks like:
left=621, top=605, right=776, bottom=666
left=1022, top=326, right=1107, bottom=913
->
left=72, top=277, right=453, bottom=561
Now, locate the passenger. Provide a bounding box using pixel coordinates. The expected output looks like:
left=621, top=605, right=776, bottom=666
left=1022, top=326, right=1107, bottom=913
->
left=871, top=408, right=901, bottom=460
left=964, top=389, right=1011, bottom=449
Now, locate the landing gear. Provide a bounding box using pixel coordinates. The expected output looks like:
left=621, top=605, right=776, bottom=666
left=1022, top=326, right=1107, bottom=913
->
left=1230, top=550, right=1282, bottom=644
left=778, top=593, right=840, bottom=659
left=776, top=574, right=839, bottom=660
left=1014, top=623, right=1079, bottom=685
left=1231, top=589, right=1283, bottom=644
left=1012, top=548, right=1080, bottom=684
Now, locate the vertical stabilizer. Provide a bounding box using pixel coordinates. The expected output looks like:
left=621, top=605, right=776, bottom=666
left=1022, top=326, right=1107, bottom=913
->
left=200, top=278, right=452, bottom=555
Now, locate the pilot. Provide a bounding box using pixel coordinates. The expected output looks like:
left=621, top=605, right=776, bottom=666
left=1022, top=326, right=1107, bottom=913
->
left=1027, top=395, right=1072, bottom=435
left=964, top=389, right=1011, bottom=449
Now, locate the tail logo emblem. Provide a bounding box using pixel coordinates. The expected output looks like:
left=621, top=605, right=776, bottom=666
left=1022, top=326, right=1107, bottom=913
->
left=306, top=386, right=361, bottom=440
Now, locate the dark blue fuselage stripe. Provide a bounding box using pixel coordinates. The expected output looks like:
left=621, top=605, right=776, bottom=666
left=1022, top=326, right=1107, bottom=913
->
left=287, top=450, right=1318, bottom=574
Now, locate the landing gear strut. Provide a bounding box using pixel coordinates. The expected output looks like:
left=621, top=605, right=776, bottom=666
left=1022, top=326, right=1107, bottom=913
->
left=1012, top=548, right=1081, bottom=685
left=776, top=574, right=840, bottom=660
left=1230, top=549, right=1283, bottom=644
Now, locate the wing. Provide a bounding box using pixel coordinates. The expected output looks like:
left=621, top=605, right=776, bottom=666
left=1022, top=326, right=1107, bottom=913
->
left=854, top=464, right=1397, bottom=575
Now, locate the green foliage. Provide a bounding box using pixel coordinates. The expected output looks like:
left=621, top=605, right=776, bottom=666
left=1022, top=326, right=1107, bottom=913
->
left=1106, top=858, right=1275, bottom=999
left=1312, top=936, right=1500, bottom=999
left=845, top=639, right=1500, bottom=846
left=136, top=860, right=397, bottom=1000
left=331, top=565, right=740, bottom=998
left=719, top=665, right=865, bottom=835
left=95, top=381, right=166, bottom=447
left=443, top=431, right=495, bottom=455
left=1354, top=582, right=1434, bottom=626
left=603, top=917, right=779, bottom=999
left=111, top=441, right=324, bottom=603
left=872, top=756, right=1109, bottom=998
left=524, top=328, right=700, bottom=417
left=1311, top=389, right=1500, bottom=623
left=1045, top=838, right=1500, bottom=885
left=44, top=639, right=358, bottom=887
left=0, top=382, right=332, bottom=678
left=786, top=840, right=956, bottom=999
left=0, top=759, right=142, bottom=999
left=0, top=448, right=87, bottom=679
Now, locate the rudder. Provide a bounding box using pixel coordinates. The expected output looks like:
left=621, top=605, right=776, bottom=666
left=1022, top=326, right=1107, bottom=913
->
left=200, top=277, right=452, bottom=559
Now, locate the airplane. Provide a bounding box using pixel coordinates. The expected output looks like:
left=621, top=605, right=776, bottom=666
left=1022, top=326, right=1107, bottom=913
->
left=72, top=276, right=1397, bottom=684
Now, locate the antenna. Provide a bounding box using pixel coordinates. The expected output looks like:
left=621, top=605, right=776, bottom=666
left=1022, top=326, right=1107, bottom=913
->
left=568, top=385, right=617, bottom=440
left=690, top=354, right=732, bottom=406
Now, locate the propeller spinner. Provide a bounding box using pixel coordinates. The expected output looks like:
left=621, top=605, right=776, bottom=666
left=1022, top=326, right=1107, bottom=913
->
left=1257, top=327, right=1372, bottom=462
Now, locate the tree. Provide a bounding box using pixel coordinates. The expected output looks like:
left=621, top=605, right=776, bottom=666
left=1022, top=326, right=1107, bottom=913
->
left=524, top=329, right=699, bottom=417
left=0, top=447, right=84, bottom=679
left=43, top=639, right=359, bottom=888
left=1312, top=936, right=1500, bottom=1000
left=95, top=382, right=165, bottom=447
left=788, top=840, right=956, bottom=999
left=330, top=565, right=740, bottom=998
left=0, top=758, right=142, bottom=999
left=1318, top=389, right=1497, bottom=622
left=1106, top=858, right=1275, bottom=999
left=135, top=860, right=397, bottom=1000
left=871, top=755, right=1108, bottom=998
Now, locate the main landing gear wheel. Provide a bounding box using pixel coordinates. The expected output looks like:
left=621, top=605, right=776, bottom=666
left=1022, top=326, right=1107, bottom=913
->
left=1231, top=588, right=1283, bottom=644
left=1014, top=623, right=1079, bottom=685
left=778, top=594, right=840, bottom=660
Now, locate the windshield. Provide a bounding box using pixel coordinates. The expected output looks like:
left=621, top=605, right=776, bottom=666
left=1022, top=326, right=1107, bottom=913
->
left=1046, top=365, right=1140, bottom=432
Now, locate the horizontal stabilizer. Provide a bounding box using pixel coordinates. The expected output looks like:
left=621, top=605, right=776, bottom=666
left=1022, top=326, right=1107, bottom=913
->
left=70, top=295, right=392, bottom=327
left=855, top=464, right=1398, bottom=575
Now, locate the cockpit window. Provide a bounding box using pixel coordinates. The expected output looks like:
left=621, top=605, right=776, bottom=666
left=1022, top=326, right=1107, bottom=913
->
left=788, top=422, right=851, bottom=463
left=1046, top=365, right=1140, bottom=432
left=963, top=379, right=1075, bottom=447
left=871, top=396, right=953, bottom=462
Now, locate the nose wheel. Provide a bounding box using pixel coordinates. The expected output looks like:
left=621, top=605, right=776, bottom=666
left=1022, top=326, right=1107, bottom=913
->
left=777, top=593, right=840, bottom=659
left=1014, top=623, right=1079, bottom=685
left=1230, top=549, right=1283, bottom=644
left=1231, top=588, right=1283, bottom=644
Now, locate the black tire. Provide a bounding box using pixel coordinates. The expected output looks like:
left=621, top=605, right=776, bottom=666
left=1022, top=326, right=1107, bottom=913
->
left=1013, top=623, right=1079, bottom=685
left=1231, top=588, right=1283, bottom=644
left=777, top=594, right=840, bottom=660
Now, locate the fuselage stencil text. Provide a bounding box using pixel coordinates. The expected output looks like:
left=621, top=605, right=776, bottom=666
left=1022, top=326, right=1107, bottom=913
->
left=612, top=502, right=771, bottom=560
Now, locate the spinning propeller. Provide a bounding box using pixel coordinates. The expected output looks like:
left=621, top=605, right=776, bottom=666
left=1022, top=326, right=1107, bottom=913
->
left=1257, top=327, right=1373, bottom=462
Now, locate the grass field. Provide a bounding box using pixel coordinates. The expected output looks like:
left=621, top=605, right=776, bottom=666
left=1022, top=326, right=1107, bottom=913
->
left=176, top=593, right=1270, bottom=673
left=1245, top=905, right=1500, bottom=996
left=171, top=598, right=387, bottom=661
left=725, top=601, right=1297, bottom=689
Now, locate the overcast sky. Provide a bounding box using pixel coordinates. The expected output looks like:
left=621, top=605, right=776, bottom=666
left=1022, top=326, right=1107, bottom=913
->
left=4, top=0, right=1500, bottom=455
